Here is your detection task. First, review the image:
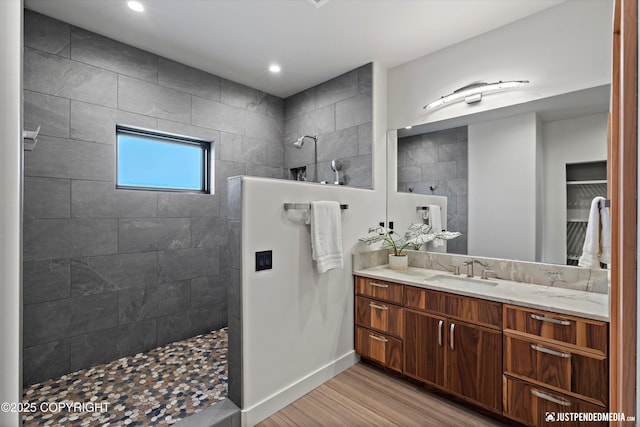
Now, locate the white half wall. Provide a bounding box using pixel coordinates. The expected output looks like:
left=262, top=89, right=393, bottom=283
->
left=0, top=1, right=23, bottom=426
left=387, top=0, right=613, bottom=129
left=541, top=113, right=608, bottom=264
left=239, top=178, right=385, bottom=426
left=468, top=113, right=538, bottom=261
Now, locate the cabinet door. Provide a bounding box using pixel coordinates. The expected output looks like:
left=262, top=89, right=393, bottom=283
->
left=448, top=320, right=502, bottom=412
left=403, top=309, right=446, bottom=388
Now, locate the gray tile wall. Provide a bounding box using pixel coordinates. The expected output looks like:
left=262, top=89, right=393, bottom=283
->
left=283, top=64, right=373, bottom=188
left=22, top=10, right=284, bottom=385
left=398, top=127, right=468, bottom=254
left=226, top=177, right=242, bottom=407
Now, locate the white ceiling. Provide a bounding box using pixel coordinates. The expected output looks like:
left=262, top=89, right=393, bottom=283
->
left=24, top=0, right=564, bottom=98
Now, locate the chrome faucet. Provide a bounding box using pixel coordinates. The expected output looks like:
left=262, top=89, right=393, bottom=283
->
left=462, top=260, right=474, bottom=277
left=462, top=259, right=487, bottom=277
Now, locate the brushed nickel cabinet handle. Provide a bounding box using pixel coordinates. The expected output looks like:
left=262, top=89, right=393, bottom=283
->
left=530, top=389, right=572, bottom=407
left=370, top=282, right=388, bottom=288
left=438, top=320, right=443, bottom=347
left=369, top=334, right=388, bottom=343
left=530, top=344, right=572, bottom=359
left=530, top=314, right=571, bottom=326
left=450, top=323, right=455, bottom=350
left=369, top=303, right=389, bottom=311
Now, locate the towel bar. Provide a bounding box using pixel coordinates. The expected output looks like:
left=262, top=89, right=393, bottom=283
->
left=284, top=203, right=348, bottom=211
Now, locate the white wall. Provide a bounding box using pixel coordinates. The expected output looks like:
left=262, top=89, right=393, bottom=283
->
left=468, top=113, right=538, bottom=261
left=541, top=113, right=608, bottom=264
left=240, top=178, right=385, bottom=425
left=0, top=1, right=23, bottom=426
left=240, top=62, right=388, bottom=426
left=387, top=0, right=612, bottom=129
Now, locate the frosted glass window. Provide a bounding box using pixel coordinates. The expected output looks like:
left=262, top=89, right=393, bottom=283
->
left=116, top=126, right=212, bottom=193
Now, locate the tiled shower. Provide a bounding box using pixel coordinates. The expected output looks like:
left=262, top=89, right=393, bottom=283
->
left=22, top=9, right=372, bottom=425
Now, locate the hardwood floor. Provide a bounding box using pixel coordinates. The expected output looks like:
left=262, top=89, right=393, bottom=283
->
left=257, top=362, right=509, bottom=426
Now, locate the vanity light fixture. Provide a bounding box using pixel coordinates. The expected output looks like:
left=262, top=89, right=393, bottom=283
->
left=269, top=64, right=281, bottom=73
left=127, top=1, right=144, bottom=12
left=423, top=80, right=529, bottom=111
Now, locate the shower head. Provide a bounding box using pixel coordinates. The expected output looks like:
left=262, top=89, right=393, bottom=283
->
left=294, top=134, right=317, bottom=148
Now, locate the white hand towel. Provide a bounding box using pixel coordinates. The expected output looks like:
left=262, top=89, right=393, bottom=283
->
left=308, top=201, right=344, bottom=273
left=428, top=205, right=444, bottom=247
left=599, top=198, right=611, bottom=265
left=579, top=196, right=607, bottom=269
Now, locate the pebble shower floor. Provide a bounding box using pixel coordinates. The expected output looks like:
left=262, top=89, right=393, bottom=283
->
left=22, top=327, right=228, bottom=426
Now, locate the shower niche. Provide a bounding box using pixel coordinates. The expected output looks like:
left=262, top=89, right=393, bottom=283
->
left=290, top=166, right=307, bottom=181
left=566, top=161, right=607, bottom=265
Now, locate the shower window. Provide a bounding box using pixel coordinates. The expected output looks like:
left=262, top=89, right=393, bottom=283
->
left=116, top=125, right=213, bottom=193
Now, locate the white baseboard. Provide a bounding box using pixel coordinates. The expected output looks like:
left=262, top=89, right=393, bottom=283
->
left=241, top=351, right=359, bottom=426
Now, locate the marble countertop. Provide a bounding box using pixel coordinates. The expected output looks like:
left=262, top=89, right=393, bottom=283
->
left=353, top=265, right=609, bottom=322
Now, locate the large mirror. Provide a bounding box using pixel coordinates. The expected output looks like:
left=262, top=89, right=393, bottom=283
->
left=385, top=0, right=613, bottom=266
left=391, top=85, right=610, bottom=265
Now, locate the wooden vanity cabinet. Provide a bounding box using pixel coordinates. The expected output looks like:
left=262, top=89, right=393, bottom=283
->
left=354, top=276, right=609, bottom=426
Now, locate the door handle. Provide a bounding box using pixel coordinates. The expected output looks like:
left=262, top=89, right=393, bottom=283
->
left=450, top=323, right=455, bottom=350
left=530, top=389, right=572, bottom=407
left=369, top=282, right=388, bottom=288
left=530, top=344, right=571, bottom=359
left=438, top=320, right=443, bottom=347
left=530, top=314, right=571, bottom=326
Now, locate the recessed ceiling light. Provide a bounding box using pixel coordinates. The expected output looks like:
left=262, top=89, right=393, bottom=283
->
left=269, top=64, right=281, bottom=73
left=127, top=1, right=144, bottom=12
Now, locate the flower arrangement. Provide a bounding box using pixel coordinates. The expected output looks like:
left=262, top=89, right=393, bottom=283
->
left=359, top=223, right=461, bottom=256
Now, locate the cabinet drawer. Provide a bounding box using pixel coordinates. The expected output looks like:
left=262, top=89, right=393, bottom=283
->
left=355, top=296, right=403, bottom=338
left=446, top=293, right=502, bottom=329
left=404, top=285, right=501, bottom=329
left=355, top=326, right=402, bottom=372
left=503, top=376, right=607, bottom=427
left=504, top=333, right=608, bottom=406
left=355, top=276, right=403, bottom=305
left=504, top=305, right=607, bottom=355
left=404, top=285, right=446, bottom=313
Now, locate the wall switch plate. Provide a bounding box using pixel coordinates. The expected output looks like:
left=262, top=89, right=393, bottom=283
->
left=255, top=250, right=272, bottom=271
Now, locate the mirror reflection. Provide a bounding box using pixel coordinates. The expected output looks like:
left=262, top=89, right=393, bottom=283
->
left=395, top=85, right=610, bottom=265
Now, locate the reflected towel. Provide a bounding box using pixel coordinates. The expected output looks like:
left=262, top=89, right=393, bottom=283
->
left=307, top=201, right=344, bottom=273
left=578, top=197, right=610, bottom=268
left=428, top=205, right=444, bottom=247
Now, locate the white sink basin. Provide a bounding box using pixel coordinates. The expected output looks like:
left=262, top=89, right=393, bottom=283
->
left=427, top=274, right=498, bottom=289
